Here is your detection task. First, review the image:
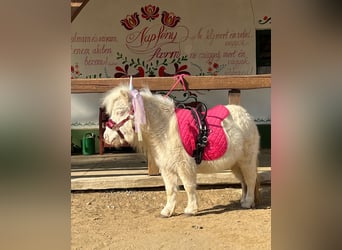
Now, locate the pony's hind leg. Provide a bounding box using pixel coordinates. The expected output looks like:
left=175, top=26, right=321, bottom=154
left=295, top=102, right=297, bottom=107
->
left=177, top=162, right=198, bottom=216
left=239, top=162, right=258, bottom=208
left=160, top=168, right=178, bottom=217
left=231, top=164, right=247, bottom=203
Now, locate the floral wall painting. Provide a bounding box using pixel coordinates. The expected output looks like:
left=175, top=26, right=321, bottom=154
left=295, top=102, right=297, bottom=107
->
left=71, top=63, right=82, bottom=79
left=141, top=5, right=160, bottom=22
left=71, top=0, right=265, bottom=79
left=121, top=5, right=181, bottom=30
left=258, top=16, right=271, bottom=25
left=114, top=53, right=190, bottom=77
left=116, top=6, right=190, bottom=77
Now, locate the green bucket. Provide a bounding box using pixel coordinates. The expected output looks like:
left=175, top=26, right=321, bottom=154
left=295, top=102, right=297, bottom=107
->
left=82, top=133, right=95, bottom=155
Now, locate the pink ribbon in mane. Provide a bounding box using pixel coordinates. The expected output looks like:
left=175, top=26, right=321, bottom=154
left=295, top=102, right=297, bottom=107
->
left=130, top=89, right=146, bottom=141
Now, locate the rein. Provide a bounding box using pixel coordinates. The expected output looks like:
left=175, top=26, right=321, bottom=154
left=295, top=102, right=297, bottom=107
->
left=166, top=74, right=209, bottom=164
left=164, top=74, right=188, bottom=97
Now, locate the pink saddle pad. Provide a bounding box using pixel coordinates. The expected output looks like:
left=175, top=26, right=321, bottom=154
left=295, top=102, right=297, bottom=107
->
left=175, top=105, right=229, bottom=161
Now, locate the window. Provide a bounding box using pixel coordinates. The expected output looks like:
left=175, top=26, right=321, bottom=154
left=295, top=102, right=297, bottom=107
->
left=256, top=30, right=271, bottom=74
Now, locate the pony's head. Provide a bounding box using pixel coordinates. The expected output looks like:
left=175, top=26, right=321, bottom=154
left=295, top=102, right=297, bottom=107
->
left=101, top=85, right=135, bottom=147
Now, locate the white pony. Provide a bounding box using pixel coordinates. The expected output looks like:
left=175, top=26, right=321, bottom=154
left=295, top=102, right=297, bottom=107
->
left=102, top=84, right=260, bottom=217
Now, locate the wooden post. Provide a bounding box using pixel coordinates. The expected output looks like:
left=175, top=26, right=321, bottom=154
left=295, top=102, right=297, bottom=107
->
left=147, top=151, right=159, bottom=176
left=228, top=89, right=241, bottom=105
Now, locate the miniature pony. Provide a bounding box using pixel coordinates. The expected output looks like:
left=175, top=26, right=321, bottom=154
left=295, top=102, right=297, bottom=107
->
left=102, top=84, right=260, bottom=217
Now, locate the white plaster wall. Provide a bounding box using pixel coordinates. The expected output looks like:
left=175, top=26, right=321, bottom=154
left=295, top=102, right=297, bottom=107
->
left=71, top=0, right=271, bottom=127
left=71, top=93, right=103, bottom=125
left=71, top=88, right=270, bottom=127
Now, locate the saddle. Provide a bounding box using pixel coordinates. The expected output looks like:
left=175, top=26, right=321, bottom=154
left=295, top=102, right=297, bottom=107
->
left=162, top=74, right=230, bottom=164
left=176, top=104, right=230, bottom=164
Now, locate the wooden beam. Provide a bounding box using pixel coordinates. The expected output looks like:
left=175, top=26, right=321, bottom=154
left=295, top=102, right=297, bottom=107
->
left=71, top=163, right=271, bottom=190
left=71, top=74, right=271, bottom=93
left=71, top=2, right=82, bottom=7
left=71, top=0, right=89, bottom=22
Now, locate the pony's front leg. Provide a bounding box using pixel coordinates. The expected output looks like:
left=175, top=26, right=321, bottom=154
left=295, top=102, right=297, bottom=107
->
left=178, top=163, right=198, bottom=216
left=160, top=169, right=178, bottom=217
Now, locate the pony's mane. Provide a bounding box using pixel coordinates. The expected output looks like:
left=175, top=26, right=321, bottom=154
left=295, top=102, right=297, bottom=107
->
left=139, top=87, right=175, bottom=108
left=101, top=84, right=131, bottom=115
left=102, top=84, right=176, bottom=117
left=136, top=87, right=176, bottom=156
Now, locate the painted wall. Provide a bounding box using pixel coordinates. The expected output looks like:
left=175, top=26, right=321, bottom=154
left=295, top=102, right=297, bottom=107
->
left=71, top=0, right=271, bottom=128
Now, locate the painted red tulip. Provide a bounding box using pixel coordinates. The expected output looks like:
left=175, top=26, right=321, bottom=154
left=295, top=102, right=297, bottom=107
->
left=141, top=5, right=159, bottom=21
left=161, top=11, right=180, bottom=27
left=120, top=12, right=140, bottom=30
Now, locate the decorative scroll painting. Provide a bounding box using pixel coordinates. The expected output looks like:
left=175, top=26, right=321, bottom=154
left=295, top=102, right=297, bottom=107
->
left=250, top=0, right=271, bottom=30
left=71, top=0, right=258, bottom=79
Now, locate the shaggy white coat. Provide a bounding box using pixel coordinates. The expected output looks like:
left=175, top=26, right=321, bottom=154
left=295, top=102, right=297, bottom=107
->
left=102, top=85, right=260, bottom=217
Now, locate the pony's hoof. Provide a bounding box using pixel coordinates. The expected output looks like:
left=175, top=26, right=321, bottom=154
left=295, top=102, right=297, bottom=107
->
left=184, top=207, right=198, bottom=216
left=184, top=208, right=198, bottom=216
left=160, top=208, right=174, bottom=218
left=241, top=200, right=255, bottom=209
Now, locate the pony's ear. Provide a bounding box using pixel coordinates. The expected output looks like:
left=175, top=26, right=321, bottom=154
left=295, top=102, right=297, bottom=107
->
left=120, top=88, right=130, bottom=100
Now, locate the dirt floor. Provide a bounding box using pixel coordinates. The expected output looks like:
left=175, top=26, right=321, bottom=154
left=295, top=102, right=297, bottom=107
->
left=71, top=184, right=271, bottom=249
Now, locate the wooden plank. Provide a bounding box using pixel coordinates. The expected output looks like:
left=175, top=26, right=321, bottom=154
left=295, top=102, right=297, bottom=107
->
left=71, top=166, right=270, bottom=191
left=71, top=74, right=271, bottom=93
left=71, top=153, right=147, bottom=165
left=71, top=175, right=164, bottom=190
left=71, top=169, right=148, bottom=177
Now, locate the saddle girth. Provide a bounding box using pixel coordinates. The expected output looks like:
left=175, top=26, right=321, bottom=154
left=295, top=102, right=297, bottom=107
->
left=177, top=102, right=208, bottom=164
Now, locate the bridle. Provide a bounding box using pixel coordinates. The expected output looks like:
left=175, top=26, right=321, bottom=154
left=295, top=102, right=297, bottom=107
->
left=104, top=85, right=146, bottom=144
left=105, top=108, right=134, bottom=141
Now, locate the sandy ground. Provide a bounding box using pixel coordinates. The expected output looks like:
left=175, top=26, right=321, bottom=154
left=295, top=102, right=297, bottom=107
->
left=71, top=184, right=271, bottom=249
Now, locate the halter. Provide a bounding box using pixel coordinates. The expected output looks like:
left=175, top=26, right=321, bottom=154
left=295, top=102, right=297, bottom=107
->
left=105, top=109, right=134, bottom=141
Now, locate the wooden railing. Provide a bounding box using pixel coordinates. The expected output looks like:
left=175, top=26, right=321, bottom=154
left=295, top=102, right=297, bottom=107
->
left=71, top=74, right=271, bottom=175
left=71, top=74, right=271, bottom=93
